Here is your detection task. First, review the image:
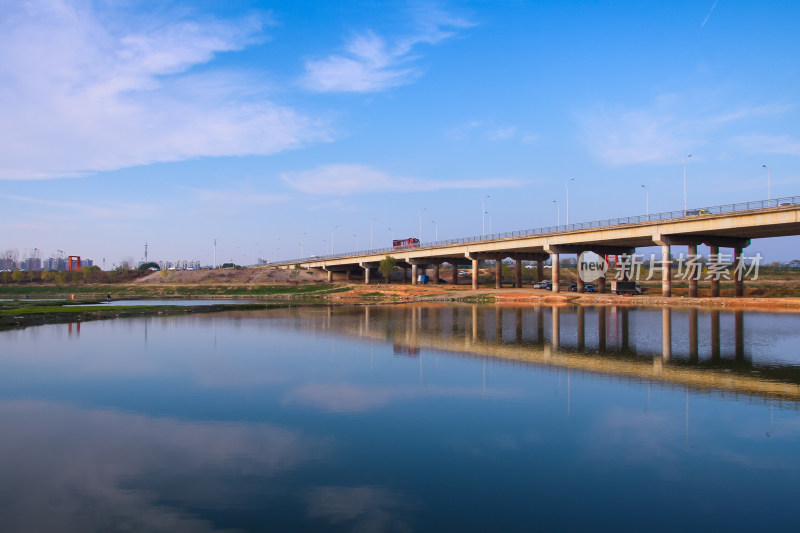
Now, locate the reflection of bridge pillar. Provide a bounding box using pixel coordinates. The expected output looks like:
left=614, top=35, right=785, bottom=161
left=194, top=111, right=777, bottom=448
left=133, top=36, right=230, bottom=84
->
left=551, top=307, right=560, bottom=349
left=472, top=305, right=479, bottom=342
left=537, top=306, right=544, bottom=344
left=710, top=246, right=720, bottom=297
left=735, top=310, right=744, bottom=361
left=551, top=254, right=560, bottom=293
left=734, top=247, right=744, bottom=297
left=711, top=310, right=721, bottom=360
left=621, top=308, right=629, bottom=350
left=364, top=305, right=370, bottom=331
left=472, top=259, right=479, bottom=290
left=515, top=309, right=522, bottom=343
left=515, top=259, right=523, bottom=288
left=495, top=308, right=502, bottom=341
left=662, top=308, right=672, bottom=361
left=661, top=244, right=672, bottom=297
left=495, top=260, right=503, bottom=289
left=537, top=259, right=544, bottom=282
left=411, top=264, right=418, bottom=285
left=577, top=306, right=585, bottom=350
left=688, top=244, right=698, bottom=297
left=689, top=308, right=699, bottom=363
left=598, top=306, right=607, bottom=351
left=433, top=264, right=440, bottom=284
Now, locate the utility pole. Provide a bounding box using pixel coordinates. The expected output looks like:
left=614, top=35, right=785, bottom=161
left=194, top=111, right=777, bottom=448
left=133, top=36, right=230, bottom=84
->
left=213, top=239, right=217, bottom=269
left=144, top=242, right=148, bottom=264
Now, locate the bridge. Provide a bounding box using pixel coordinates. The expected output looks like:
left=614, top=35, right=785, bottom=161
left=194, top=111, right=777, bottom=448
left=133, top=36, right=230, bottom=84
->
left=272, top=196, right=800, bottom=298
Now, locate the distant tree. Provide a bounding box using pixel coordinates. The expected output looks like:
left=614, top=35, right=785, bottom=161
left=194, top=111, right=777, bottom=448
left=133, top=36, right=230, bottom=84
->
left=11, top=269, right=24, bottom=282
left=55, top=272, right=67, bottom=285
left=82, top=265, right=102, bottom=282
left=138, top=262, right=160, bottom=271
left=41, top=271, right=55, bottom=282
left=789, top=259, right=800, bottom=269
left=0, top=271, right=10, bottom=283
left=71, top=271, right=81, bottom=283
left=378, top=256, right=398, bottom=283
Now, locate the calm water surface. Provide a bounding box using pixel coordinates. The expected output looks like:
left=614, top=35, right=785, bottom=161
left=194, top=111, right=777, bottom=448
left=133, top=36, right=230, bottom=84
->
left=1, top=304, right=798, bottom=532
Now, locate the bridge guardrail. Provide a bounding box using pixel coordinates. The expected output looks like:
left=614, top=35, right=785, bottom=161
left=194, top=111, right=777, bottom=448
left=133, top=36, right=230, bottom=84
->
left=271, top=195, right=800, bottom=266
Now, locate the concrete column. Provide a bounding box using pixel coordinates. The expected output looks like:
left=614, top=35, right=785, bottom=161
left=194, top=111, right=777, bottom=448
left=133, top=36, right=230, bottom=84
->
left=495, top=260, right=502, bottom=289
left=688, top=244, right=698, bottom=297
left=551, top=254, right=560, bottom=293
left=710, top=246, right=720, bottom=297
left=364, top=266, right=371, bottom=284
left=433, top=263, right=440, bottom=285
left=411, top=264, right=418, bottom=285
left=537, top=259, right=544, bottom=282
left=662, top=307, right=672, bottom=362
left=661, top=244, right=671, bottom=297
left=598, top=275, right=607, bottom=294
left=402, top=267, right=408, bottom=284
left=734, top=247, right=744, bottom=297
left=326, top=270, right=333, bottom=282
left=472, top=259, right=479, bottom=290
left=346, top=270, right=352, bottom=281
left=451, top=263, right=459, bottom=285
left=577, top=254, right=585, bottom=293
left=515, top=259, right=523, bottom=288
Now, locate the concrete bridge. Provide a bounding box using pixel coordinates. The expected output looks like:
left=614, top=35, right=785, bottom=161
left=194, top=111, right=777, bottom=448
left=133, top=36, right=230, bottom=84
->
left=273, top=197, right=800, bottom=297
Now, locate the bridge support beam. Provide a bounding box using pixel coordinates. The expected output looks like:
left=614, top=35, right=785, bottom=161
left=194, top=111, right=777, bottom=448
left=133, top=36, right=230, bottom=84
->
left=433, top=263, right=440, bottom=284
left=734, top=247, right=744, bottom=297
left=710, top=246, right=720, bottom=297
left=537, top=259, right=544, bottom=282
left=661, top=244, right=672, bottom=297
left=326, top=270, right=333, bottom=283
left=364, top=266, right=371, bottom=284
left=688, top=244, right=698, bottom=298
left=515, top=259, right=523, bottom=288
left=411, top=264, right=418, bottom=285
left=551, top=254, right=560, bottom=293
left=495, top=260, right=502, bottom=289
left=472, top=259, right=479, bottom=290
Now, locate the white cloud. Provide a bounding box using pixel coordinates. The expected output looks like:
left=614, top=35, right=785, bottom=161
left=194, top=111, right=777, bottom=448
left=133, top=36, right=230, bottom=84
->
left=0, top=193, right=159, bottom=219
left=280, top=164, right=521, bottom=196
left=0, top=1, right=329, bottom=180
left=730, top=135, right=800, bottom=155
left=580, top=95, right=792, bottom=166
left=301, top=10, right=473, bottom=93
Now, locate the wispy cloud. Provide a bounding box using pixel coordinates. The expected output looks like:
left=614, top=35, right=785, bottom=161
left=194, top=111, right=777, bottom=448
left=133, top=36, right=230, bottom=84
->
left=701, top=0, right=720, bottom=28
left=579, top=94, right=791, bottom=166
left=280, top=164, right=521, bottom=196
left=0, top=1, right=329, bottom=180
left=730, top=134, right=800, bottom=155
left=0, top=193, right=158, bottom=218
left=446, top=120, right=538, bottom=144
left=301, top=9, right=473, bottom=93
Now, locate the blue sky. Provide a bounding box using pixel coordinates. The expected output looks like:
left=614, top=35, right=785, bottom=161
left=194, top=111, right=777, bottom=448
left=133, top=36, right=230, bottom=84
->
left=2, top=0, right=799, bottom=267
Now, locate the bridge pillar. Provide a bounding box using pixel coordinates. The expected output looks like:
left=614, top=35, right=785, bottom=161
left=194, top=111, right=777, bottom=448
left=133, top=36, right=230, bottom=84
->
left=495, top=260, right=502, bottom=289
left=326, top=270, right=333, bottom=282
left=537, top=259, right=544, bottom=282
left=433, top=263, right=440, bottom=284
left=661, top=244, right=671, bottom=297
left=734, top=246, right=744, bottom=297
left=411, top=264, right=418, bottom=285
left=364, top=266, right=371, bottom=284
left=576, top=251, right=585, bottom=293
left=515, top=259, right=523, bottom=288
left=598, top=271, right=607, bottom=294
left=688, top=244, right=698, bottom=297
left=451, top=263, right=459, bottom=285
left=551, top=254, right=560, bottom=293
left=472, top=259, right=479, bottom=290
left=402, top=267, right=408, bottom=284
left=710, top=246, right=720, bottom=297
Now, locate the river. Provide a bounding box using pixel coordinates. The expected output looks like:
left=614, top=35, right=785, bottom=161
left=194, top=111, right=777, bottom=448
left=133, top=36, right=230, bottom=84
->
left=1, top=304, right=798, bottom=531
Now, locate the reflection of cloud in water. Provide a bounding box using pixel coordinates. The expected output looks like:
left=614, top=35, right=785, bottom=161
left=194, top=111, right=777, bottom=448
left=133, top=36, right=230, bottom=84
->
left=284, top=383, right=519, bottom=413
left=0, top=400, right=327, bottom=532
left=307, top=486, right=415, bottom=533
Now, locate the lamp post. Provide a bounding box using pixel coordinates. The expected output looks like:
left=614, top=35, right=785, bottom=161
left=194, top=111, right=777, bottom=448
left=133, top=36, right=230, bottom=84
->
left=683, top=154, right=692, bottom=213
left=642, top=184, right=649, bottom=217
left=432, top=220, right=438, bottom=241
left=331, top=226, right=337, bottom=254
left=553, top=200, right=560, bottom=226
left=482, top=195, right=490, bottom=236
left=299, top=242, right=303, bottom=256
left=763, top=165, right=771, bottom=203
left=565, top=178, right=574, bottom=225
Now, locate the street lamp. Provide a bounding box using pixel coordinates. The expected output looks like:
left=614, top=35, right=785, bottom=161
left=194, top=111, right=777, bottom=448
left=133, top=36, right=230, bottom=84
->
left=553, top=200, right=560, bottom=226
left=683, top=154, right=692, bottom=213
left=432, top=220, right=438, bottom=241
left=481, top=195, right=490, bottom=236
left=565, top=178, right=575, bottom=225
left=641, top=184, right=649, bottom=217
left=763, top=165, right=771, bottom=203
left=331, top=226, right=337, bottom=254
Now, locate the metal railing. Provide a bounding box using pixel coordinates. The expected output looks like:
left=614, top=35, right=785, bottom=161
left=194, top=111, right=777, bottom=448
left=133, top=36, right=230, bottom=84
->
left=270, top=196, right=800, bottom=266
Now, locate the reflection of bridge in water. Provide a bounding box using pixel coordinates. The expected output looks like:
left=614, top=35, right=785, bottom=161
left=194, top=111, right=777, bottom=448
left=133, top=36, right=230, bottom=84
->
left=316, top=305, right=800, bottom=404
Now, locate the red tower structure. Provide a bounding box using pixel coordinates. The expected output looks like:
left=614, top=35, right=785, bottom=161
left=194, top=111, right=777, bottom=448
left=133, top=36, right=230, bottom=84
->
left=68, top=256, right=81, bottom=271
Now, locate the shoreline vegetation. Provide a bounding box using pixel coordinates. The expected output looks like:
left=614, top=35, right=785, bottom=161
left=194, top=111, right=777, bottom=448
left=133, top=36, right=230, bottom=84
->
left=1, top=265, right=799, bottom=329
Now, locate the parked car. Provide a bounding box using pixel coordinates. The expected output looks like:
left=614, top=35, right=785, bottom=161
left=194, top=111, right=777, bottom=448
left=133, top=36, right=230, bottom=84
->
left=533, top=281, right=546, bottom=289
left=543, top=281, right=553, bottom=290
left=585, top=284, right=597, bottom=292
left=568, top=283, right=578, bottom=292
